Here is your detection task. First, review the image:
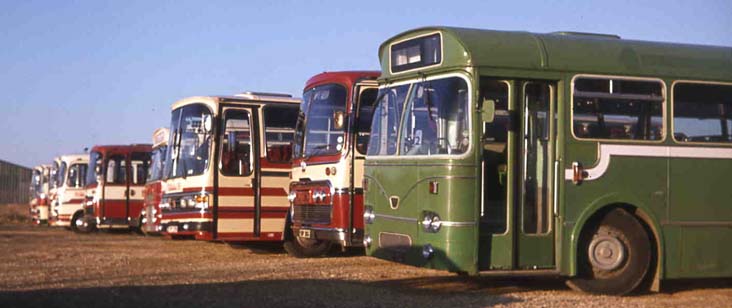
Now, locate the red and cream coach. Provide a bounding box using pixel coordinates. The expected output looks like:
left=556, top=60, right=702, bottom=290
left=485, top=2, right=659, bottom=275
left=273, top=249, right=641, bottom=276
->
left=47, top=157, right=62, bottom=226
left=141, top=127, right=169, bottom=235
left=29, top=164, right=51, bottom=225
left=81, top=144, right=152, bottom=232
left=49, top=154, right=89, bottom=230
left=285, top=71, right=379, bottom=257
left=159, top=92, right=299, bottom=241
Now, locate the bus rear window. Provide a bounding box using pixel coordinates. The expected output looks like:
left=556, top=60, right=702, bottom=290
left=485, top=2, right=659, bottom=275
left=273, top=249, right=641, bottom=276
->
left=573, top=77, right=664, bottom=141
left=391, top=33, right=442, bottom=73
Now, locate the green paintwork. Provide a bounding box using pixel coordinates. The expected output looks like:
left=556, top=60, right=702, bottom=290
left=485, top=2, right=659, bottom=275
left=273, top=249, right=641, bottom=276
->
left=365, top=26, right=732, bottom=280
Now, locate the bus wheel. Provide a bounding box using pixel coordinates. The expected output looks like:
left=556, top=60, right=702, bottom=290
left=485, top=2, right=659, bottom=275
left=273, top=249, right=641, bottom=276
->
left=566, top=208, right=651, bottom=295
left=284, top=234, right=332, bottom=258
left=73, top=212, right=93, bottom=233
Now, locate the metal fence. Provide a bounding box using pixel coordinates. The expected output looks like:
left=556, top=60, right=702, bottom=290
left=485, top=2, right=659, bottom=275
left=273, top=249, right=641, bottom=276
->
left=0, top=159, right=32, bottom=204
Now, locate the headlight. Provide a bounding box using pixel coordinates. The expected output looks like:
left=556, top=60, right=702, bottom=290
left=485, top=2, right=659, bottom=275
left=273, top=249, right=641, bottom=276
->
left=312, top=190, right=325, bottom=202
left=363, top=206, right=375, bottom=224
left=422, top=212, right=441, bottom=233
left=159, top=198, right=171, bottom=209
left=195, top=193, right=209, bottom=209
left=287, top=191, right=296, bottom=203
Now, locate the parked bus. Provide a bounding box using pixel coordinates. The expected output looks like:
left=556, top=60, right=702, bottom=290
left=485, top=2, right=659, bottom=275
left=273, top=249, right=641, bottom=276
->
left=285, top=71, right=379, bottom=257
left=159, top=92, right=299, bottom=241
left=363, top=26, right=732, bottom=295
left=47, top=157, right=62, bottom=225
left=50, top=154, right=89, bottom=230
left=29, top=165, right=51, bottom=225
left=141, top=127, right=169, bottom=235
left=81, top=144, right=152, bottom=232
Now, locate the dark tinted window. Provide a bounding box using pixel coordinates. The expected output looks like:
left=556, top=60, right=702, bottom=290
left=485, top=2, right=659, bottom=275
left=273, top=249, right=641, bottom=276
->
left=264, top=105, right=298, bottom=163
left=673, top=83, right=732, bottom=143
left=355, top=88, right=379, bottom=154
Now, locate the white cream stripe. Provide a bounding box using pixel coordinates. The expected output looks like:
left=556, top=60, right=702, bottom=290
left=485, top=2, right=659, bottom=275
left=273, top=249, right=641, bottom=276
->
left=564, top=144, right=732, bottom=181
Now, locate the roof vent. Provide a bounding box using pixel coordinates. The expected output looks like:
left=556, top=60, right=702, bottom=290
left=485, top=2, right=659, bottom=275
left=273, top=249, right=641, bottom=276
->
left=550, top=31, right=621, bottom=39
left=236, top=91, right=292, bottom=98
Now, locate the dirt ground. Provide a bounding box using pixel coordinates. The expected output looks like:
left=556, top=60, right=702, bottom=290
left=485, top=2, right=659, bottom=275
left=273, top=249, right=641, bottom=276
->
left=1, top=204, right=732, bottom=307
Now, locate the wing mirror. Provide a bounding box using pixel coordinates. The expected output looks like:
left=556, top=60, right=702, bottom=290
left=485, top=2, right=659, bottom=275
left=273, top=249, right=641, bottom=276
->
left=481, top=99, right=496, bottom=123
left=333, top=111, right=345, bottom=130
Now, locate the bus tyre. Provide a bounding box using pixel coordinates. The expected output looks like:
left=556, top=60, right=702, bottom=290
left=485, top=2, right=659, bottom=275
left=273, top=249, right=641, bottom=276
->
left=73, top=212, right=93, bottom=233
left=284, top=234, right=332, bottom=258
left=566, top=208, right=651, bottom=296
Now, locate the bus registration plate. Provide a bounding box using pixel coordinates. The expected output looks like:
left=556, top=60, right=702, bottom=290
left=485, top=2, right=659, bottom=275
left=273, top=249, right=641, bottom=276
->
left=299, top=229, right=311, bottom=239
left=167, top=225, right=178, bottom=233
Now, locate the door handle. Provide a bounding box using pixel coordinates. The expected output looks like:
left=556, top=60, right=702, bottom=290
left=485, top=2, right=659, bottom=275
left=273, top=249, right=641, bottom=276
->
left=572, top=162, right=587, bottom=185
left=130, top=189, right=136, bottom=197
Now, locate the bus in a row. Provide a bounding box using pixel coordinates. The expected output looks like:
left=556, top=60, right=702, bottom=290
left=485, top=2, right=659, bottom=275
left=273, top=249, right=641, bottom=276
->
left=29, top=164, right=51, bottom=225
left=362, top=26, right=732, bottom=295
left=158, top=92, right=299, bottom=241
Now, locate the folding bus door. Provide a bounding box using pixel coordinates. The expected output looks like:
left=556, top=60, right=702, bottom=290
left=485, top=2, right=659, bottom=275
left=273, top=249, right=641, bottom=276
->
left=128, top=152, right=150, bottom=226
left=215, top=106, right=258, bottom=240
left=479, top=79, right=556, bottom=271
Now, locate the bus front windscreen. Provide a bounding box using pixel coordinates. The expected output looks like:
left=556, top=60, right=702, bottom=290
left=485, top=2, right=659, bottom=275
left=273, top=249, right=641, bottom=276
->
left=147, top=146, right=166, bottom=182
left=295, top=84, right=348, bottom=158
left=368, top=76, right=470, bottom=156
left=31, top=170, right=43, bottom=196
left=85, top=151, right=102, bottom=186
left=166, top=104, right=213, bottom=178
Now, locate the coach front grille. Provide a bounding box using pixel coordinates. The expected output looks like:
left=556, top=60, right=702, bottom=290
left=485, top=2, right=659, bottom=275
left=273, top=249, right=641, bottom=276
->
left=292, top=205, right=331, bottom=225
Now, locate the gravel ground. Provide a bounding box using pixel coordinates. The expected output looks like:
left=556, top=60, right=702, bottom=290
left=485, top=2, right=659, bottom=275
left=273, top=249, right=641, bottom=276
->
left=1, top=204, right=732, bottom=307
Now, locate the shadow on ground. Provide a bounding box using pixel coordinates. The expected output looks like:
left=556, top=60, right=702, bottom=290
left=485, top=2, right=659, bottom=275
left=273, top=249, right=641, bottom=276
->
left=0, top=278, right=533, bottom=308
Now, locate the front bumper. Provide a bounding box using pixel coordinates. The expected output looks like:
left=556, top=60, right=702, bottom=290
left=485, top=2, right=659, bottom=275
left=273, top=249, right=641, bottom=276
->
left=292, top=226, right=363, bottom=247
left=160, top=221, right=213, bottom=240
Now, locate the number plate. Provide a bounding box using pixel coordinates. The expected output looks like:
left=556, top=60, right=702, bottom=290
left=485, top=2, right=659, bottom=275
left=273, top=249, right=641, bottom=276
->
left=167, top=225, right=178, bottom=233
left=299, top=229, right=311, bottom=239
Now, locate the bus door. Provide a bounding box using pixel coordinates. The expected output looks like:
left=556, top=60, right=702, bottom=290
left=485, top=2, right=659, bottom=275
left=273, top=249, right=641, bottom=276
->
left=216, top=106, right=259, bottom=239
left=128, top=152, right=150, bottom=224
left=103, top=153, right=128, bottom=224
left=479, top=79, right=555, bottom=270
left=351, top=84, right=379, bottom=241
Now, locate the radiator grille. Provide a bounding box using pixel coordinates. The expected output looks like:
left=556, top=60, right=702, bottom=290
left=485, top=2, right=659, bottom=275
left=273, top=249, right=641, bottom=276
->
left=292, top=205, right=331, bottom=225
left=378, top=232, right=412, bottom=252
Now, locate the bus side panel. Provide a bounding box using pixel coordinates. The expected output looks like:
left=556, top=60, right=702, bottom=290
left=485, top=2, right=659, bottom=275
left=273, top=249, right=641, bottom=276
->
left=667, top=156, right=732, bottom=278
left=562, top=145, right=668, bottom=276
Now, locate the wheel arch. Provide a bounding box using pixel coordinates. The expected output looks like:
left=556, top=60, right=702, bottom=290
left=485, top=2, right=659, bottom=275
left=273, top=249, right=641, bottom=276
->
left=567, top=193, right=665, bottom=290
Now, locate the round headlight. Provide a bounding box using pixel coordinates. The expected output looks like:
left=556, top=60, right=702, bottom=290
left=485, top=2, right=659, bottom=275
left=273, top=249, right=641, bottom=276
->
left=287, top=191, right=296, bottom=202
left=364, top=207, right=375, bottom=224
left=422, top=212, right=441, bottom=233
left=430, top=215, right=442, bottom=232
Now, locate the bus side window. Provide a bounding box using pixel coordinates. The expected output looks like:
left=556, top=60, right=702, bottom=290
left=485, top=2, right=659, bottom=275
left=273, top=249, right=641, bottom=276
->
left=106, top=156, right=126, bottom=184
left=220, top=109, right=252, bottom=176
left=131, top=152, right=151, bottom=185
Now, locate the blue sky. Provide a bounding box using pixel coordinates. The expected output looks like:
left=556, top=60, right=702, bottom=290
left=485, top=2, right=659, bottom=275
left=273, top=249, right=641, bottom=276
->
left=1, top=0, right=730, bottom=167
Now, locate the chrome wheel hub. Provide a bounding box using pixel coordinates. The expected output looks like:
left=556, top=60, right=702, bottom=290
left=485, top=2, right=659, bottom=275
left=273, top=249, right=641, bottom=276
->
left=588, top=234, right=626, bottom=271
